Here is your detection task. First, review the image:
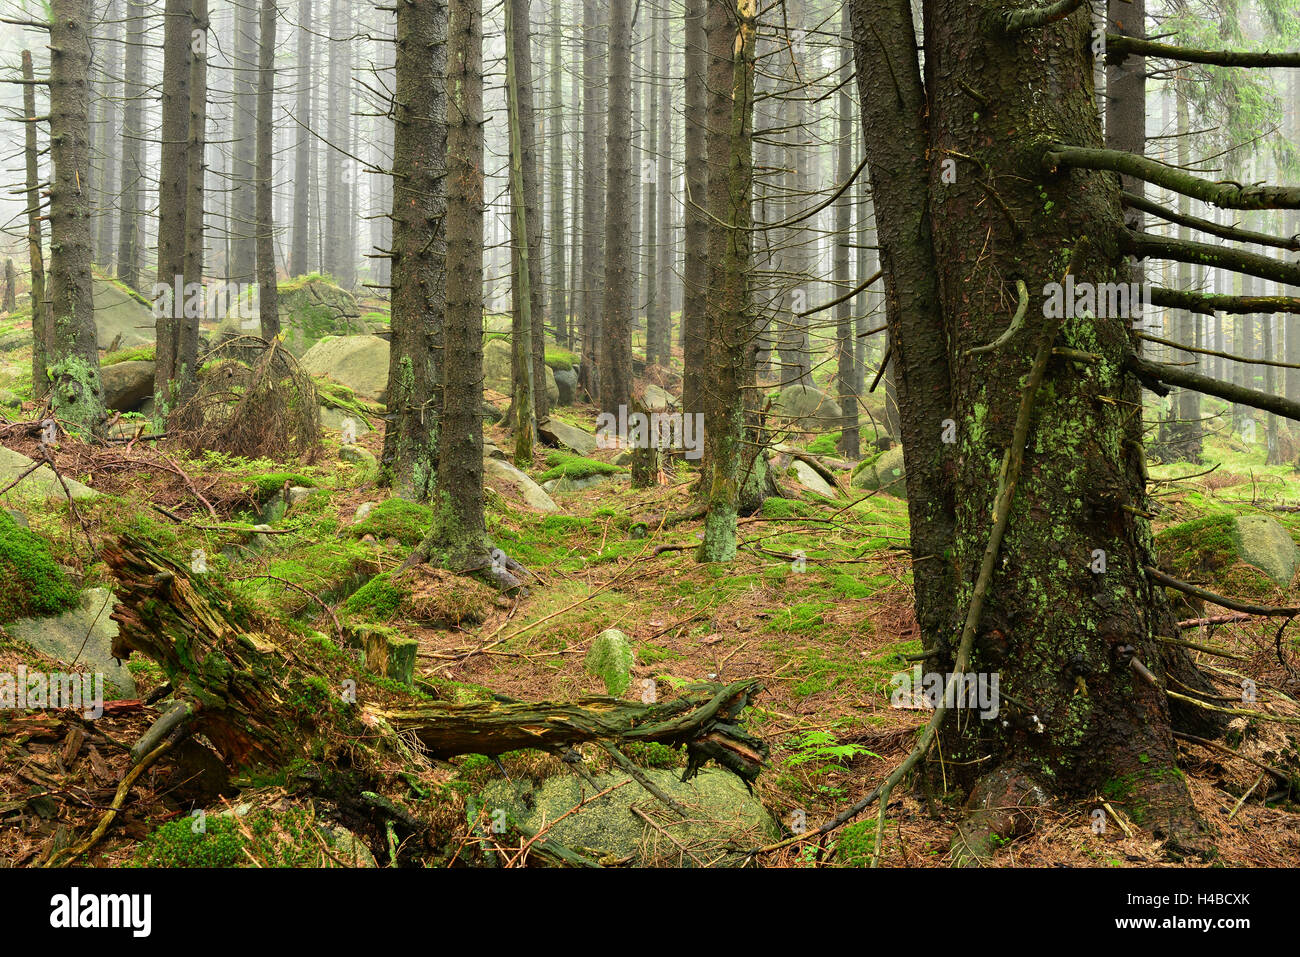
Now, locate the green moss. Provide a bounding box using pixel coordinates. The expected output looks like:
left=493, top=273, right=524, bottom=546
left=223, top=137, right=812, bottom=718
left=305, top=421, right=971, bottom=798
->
left=544, top=347, right=579, bottom=371
left=102, top=343, right=156, bottom=365
left=249, top=473, right=317, bottom=500
left=834, top=820, right=881, bottom=867
left=0, top=511, right=78, bottom=623
left=343, top=572, right=408, bottom=620
left=350, top=498, right=435, bottom=545
left=534, top=452, right=623, bottom=483
left=133, top=807, right=325, bottom=867
left=760, top=497, right=816, bottom=519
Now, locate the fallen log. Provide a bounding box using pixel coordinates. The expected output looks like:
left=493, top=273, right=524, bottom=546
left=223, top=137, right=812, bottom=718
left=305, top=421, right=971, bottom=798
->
left=103, top=536, right=769, bottom=785
left=380, top=680, right=768, bottom=783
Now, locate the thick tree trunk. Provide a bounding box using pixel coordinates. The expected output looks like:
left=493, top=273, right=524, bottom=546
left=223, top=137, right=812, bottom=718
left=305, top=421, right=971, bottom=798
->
left=848, top=0, right=1214, bottom=853
left=696, top=0, right=756, bottom=562
left=381, top=0, right=447, bottom=502
left=47, top=0, right=107, bottom=435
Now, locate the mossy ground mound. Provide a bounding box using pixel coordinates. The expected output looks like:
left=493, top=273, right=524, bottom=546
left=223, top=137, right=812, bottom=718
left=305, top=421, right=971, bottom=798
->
left=344, top=566, right=497, bottom=627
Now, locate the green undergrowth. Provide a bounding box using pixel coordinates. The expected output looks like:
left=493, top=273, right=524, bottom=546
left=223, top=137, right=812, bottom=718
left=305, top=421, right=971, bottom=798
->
left=349, top=498, right=434, bottom=545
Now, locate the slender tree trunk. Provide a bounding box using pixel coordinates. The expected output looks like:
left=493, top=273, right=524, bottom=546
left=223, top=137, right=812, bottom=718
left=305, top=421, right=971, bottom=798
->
left=680, top=0, right=708, bottom=415
left=381, top=0, right=447, bottom=501
left=696, top=0, right=756, bottom=562
left=154, top=0, right=193, bottom=414
left=599, top=0, right=632, bottom=416
left=290, top=0, right=313, bottom=277
left=834, top=2, right=858, bottom=459
left=115, top=0, right=144, bottom=292
left=255, top=0, right=279, bottom=339
left=547, top=0, right=566, bottom=351
left=505, top=0, right=537, bottom=464
left=23, top=50, right=50, bottom=400
left=653, top=11, right=673, bottom=370
left=95, top=0, right=121, bottom=269
left=578, top=0, right=606, bottom=400
left=230, top=0, right=257, bottom=283
left=48, top=0, right=107, bottom=435
left=180, top=0, right=208, bottom=401
left=642, top=19, right=659, bottom=367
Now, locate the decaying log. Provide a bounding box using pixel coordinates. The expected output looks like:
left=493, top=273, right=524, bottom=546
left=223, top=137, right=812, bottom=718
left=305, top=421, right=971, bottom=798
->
left=104, top=536, right=769, bottom=785
left=381, top=680, right=768, bottom=783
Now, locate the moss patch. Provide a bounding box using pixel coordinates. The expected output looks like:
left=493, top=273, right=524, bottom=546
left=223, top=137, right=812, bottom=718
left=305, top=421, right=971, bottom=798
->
left=0, top=511, right=79, bottom=623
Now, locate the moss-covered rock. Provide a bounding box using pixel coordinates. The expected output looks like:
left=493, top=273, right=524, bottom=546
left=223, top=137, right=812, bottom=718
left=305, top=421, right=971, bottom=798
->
left=216, top=275, right=365, bottom=356
left=585, top=628, right=635, bottom=695
left=349, top=498, right=435, bottom=545
left=479, top=767, right=778, bottom=866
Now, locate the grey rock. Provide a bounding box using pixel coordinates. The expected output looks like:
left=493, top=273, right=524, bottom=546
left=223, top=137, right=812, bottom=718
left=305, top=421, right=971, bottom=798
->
left=483, top=457, right=558, bottom=512
left=99, top=360, right=155, bottom=412
left=553, top=367, right=578, bottom=406
left=480, top=768, right=778, bottom=866
left=539, top=417, right=598, bottom=456
left=0, top=446, right=98, bottom=501
left=790, top=459, right=837, bottom=498
left=1232, top=515, right=1299, bottom=586
left=774, top=384, right=842, bottom=430
left=340, top=445, right=377, bottom=468
left=851, top=446, right=906, bottom=498
left=300, top=335, right=390, bottom=402
left=7, top=587, right=134, bottom=698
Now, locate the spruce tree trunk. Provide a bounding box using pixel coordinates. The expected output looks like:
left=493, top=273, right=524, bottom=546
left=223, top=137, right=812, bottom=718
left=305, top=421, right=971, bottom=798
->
left=180, top=0, right=208, bottom=402
left=22, top=50, right=50, bottom=401
left=382, top=0, right=447, bottom=502
left=599, top=0, right=633, bottom=416
left=680, top=0, right=708, bottom=417
left=547, top=0, right=566, bottom=351
left=642, top=20, right=659, bottom=368
left=115, top=0, right=144, bottom=292
left=850, top=0, right=1217, bottom=852
left=290, top=0, right=313, bottom=277
left=47, top=0, right=107, bottom=435
left=95, top=0, right=121, bottom=269
left=255, top=0, right=279, bottom=339
left=155, top=0, right=193, bottom=414
left=834, top=2, right=858, bottom=459
left=229, top=0, right=257, bottom=283
left=652, top=11, right=673, bottom=369
left=505, top=0, right=536, bottom=464
left=696, top=0, right=755, bottom=562
left=578, top=0, right=606, bottom=400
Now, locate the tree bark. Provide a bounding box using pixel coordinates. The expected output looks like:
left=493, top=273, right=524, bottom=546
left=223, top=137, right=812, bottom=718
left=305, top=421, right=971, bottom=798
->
left=381, top=0, right=447, bottom=502
left=255, top=0, right=279, bottom=339
left=47, top=0, right=107, bottom=435
left=290, top=0, right=313, bottom=277
left=22, top=50, right=50, bottom=401
left=599, top=0, right=633, bottom=417
left=115, top=0, right=144, bottom=292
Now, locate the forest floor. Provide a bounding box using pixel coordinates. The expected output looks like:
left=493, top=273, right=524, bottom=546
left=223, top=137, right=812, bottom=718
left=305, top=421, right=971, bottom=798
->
left=1, top=338, right=1299, bottom=867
